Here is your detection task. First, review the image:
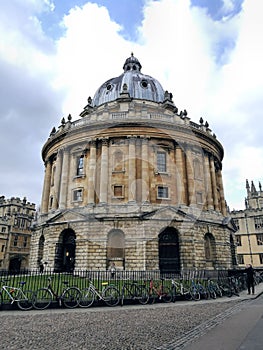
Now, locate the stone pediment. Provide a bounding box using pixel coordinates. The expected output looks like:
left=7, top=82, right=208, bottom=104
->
left=223, top=216, right=238, bottom=232
left=46, top=210, right=87, bottom=224
left=142, top=206, right=195, bottom=222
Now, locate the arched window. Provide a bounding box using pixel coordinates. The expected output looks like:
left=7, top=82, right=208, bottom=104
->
left=107, top=230, right=125, bottom=269
left=204, top=233, right=216, bottom=266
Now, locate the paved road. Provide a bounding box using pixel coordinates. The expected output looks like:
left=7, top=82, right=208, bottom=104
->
left=183, top=293, right=263, bottom=350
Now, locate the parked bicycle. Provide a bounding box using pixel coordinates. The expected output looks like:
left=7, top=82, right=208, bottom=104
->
left=121, top=279, right=149, bottom=306
left=0, top=279, right=34, bottom=311
left=207, top=279, right=222, bottom=298
left=79, top=279, right=120, bottom=307
left=148, top=278, right=172, bottom=303
left=171, top=279, right=192, bottom=301
left=33, top=276, right=81, bottom=310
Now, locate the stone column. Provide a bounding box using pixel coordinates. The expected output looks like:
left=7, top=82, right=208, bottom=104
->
left=141, top=137, right=149, bottom=203
left=175, top=145, right=187, bottom=205
left=87, top=140, right=96, bottom=205
left=217, top=169, right=227, bottom=216
left=99, top=138, right=109, bottom=204
left=128, top=136, right=136, bottom=202
left=204, top=152, right=213, bottom=210
left=52, top=150, right=62, bottom=210
left=83, top=149, right=89, bottom=206
left=210, top=156, right=219, bottom=211
left=185, top=146, right=195, bottom=205
left=59, top=147, right=70, bottom=209
left=41, top=159, right=52, bottom=214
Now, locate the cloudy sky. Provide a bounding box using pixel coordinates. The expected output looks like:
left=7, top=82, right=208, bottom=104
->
left=0, top=0, right=262, bottom=211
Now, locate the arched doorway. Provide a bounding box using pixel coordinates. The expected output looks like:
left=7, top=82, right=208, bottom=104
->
left=107, top=229, right=125, bottom=270
left=9, top=257, right=21, bottom=273
left=54, top=229, right=76, bottom=272
left=159, top=227, right=180, bottom=273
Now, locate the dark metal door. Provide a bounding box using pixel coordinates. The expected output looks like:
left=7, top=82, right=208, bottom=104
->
left=159, top=228, right=180, bottom=273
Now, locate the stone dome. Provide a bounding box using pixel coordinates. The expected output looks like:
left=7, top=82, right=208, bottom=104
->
left=92, top=53, right=165, bottom=107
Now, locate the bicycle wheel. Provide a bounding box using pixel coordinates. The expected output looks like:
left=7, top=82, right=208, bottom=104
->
left=208, top=288, right=217, bottom=299
left=33, top=288, right=52, bottom=310
left=137, top=285, right=149, bottom=305
left=148, top=290, right=158, bottom=304
left=79, top=288, right=95, bottom=308
left=200, top=286, right=209, bottom=300
left=190, top=286, right=200, bottom=301
left=103, top=286, right=120, bottom=306
left=17, top=290, right=34, bottom=311
left=183, top=288, right=192, bottom=301
left=62, top=287, right=80, bottom=308
left=161, top=286, right=172, bottom=303
left=0, top=291, right=3, bottom=310
left=221, top=284, right=232, bottom=297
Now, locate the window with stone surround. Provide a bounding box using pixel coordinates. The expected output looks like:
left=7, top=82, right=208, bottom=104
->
left=113, top=185, right=124, bottom=198
left=51, top=165, right=56, bottom=186
left=73, top=188, right=83, bottom=202
left=232, top=218, right=239, bottom=230
left=196, top=192, right=203, bottom=204
left=13, top=234, right=18, bottom=247
left=256, top=234, right=263, bottom=245
left=236, top=235, right=242, bottom=246
left=157, top=186, right=169, bottom=199
left=238, top=254, right=244, bottom=264
left=157, top=151, right=167, bottom=172
left=254, top=216, right=263, bottom=230
left=76, top=155, right=84, bottom=176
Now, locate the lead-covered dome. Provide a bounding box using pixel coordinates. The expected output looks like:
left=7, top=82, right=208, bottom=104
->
left=92, top=54, right=165, bottom=107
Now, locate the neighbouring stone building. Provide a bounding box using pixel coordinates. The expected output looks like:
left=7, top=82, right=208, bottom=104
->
left=0, top=196, right=35, bottom=271
left=231, top=180, right=263, bottom=268
left=29, top=54, right=237, bottom=273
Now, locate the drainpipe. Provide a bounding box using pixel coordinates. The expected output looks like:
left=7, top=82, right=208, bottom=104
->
left=245, top=213, right=253, bottom=265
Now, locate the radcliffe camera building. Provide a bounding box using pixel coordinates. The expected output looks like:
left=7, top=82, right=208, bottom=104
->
left=29, top=54, right=237, bottom=273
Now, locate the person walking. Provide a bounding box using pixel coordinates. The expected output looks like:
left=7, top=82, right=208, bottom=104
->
left=110, top=262, right=116, bottom=278
left=39, top=259, right=44, bottom=273
left=245, top=264, right=255, bottom=295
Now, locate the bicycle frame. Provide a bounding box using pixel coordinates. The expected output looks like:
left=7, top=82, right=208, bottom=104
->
left=1, top=285, right=27, bottom=304
left=172, top=280, right=189, bottom=296
left=88, top=281, right=108, bottom=301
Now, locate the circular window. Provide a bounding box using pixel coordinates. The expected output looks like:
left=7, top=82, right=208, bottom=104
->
left=106, top=84, right=112, bottom=91
left=141, top=80, right=148, bottom=88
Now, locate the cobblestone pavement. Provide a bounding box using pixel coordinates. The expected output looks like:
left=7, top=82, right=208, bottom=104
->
left=0, top=297, right=248, bottom=350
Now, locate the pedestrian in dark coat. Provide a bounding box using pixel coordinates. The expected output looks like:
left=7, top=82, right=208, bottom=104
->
left=245, top=264, right=255, bottom=294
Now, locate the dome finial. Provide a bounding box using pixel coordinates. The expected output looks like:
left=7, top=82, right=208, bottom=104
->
left=131, top=52, right=134, bottom=57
